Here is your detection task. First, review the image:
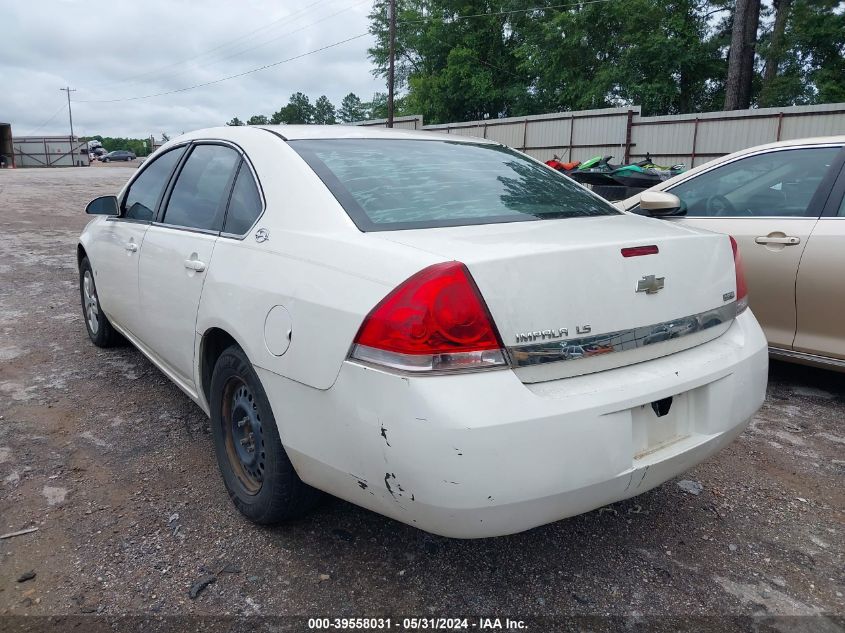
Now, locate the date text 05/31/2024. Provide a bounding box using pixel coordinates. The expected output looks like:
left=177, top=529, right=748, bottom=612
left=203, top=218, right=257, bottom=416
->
left=307, top=617, right=528, bottom=630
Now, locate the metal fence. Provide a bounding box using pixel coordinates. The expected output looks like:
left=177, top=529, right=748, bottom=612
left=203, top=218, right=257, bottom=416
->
left=12, top=136, right=90, bottom=167
left=359, top=103, right=845, bottom=168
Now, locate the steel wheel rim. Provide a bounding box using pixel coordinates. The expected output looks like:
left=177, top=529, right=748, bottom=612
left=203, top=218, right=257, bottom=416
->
left=221, top=377, right=265, bottom=495
left=83, top=270, right=99, bottom=335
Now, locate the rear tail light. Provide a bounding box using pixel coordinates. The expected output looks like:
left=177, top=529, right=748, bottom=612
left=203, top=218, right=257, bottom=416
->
left=350, top=262, right=508, bottom=373
left=729, top=236, right=748, bottom=314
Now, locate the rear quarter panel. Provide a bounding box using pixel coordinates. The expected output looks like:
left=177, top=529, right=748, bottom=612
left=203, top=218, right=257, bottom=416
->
left=195, top=131, right=442, bottom=390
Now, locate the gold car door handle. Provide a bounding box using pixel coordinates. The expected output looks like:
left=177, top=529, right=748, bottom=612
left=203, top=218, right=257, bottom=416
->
left=183, top=259, right=206, bottom=272
left=755, top=236, right=800, bottom=245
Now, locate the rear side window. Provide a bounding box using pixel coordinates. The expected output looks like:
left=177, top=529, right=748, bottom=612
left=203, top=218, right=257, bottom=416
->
left=162, top=144, right=240, bottom=232
left=122, top=146, right=185, bottom=221
left=223, top=162, right=263, bottom=235
left=290, top=139, right=618, bottom=231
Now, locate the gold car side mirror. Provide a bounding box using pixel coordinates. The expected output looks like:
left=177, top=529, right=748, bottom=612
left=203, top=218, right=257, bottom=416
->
left=639, top=191, right=686, bottom=217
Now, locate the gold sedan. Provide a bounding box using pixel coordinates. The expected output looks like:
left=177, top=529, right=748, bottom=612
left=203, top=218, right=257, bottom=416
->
left=620, top=137, right=845, bottom=372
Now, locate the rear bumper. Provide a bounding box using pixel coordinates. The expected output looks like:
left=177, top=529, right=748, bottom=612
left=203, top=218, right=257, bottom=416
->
left=257, top=310, right=768, bottom=538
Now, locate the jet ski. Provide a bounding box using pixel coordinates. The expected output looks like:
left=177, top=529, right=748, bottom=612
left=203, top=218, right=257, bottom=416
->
left=545, top=155, right=580, bottom=175
left=609, top=157, right=685, bottom=188
left=568, top=155, right=619, bottom=186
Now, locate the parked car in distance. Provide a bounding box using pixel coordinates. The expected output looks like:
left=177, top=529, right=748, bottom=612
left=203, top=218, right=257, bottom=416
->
left=100, top=150, right=136, bottom=162
left=78, top=126, right=767, bottom=538
left=620, top=137, right=845, bottom=372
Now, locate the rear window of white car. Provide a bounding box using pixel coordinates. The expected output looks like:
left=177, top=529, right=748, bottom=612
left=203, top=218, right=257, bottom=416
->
left=290, top=139, right=618, bottom=231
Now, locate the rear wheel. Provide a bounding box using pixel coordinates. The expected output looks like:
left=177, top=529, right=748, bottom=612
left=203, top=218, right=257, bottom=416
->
left=210, top=345, right=321, bottom=523
left=79, top=257, right=123, bottom=347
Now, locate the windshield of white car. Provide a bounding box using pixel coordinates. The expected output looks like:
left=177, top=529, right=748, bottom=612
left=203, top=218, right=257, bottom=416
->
left=289, top=139, right=618, bottom=231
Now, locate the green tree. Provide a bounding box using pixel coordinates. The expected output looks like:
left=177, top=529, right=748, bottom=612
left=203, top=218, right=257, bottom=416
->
left=313, top=95, right=337, bottom=124
left=364, top=92, right=390, bottom=119
left=517, top=0, right=724, bottom=116
left=368, top=0, right=533, bottom=124
left=271, top=92, right=315, bottom=124
left=338, top=92, right=367, bottom=122
left=226, top=117, right=245, bottom=126
left=246, top=114, right=269, bottom=125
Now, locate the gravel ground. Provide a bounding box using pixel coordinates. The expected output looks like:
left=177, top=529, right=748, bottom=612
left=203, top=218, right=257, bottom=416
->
left=0, top=165, right=843, bottom=629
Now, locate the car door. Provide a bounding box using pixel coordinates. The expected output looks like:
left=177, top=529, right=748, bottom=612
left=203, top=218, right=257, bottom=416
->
left=137, top=142, right=241, bottom=390
left=92, top=145, right=186, bottom=336
left=662, top=145, right=843, bottom=350
left=793, top=155, right=845, bottom=362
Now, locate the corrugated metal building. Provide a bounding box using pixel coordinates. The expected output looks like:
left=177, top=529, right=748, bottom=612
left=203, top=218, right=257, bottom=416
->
left=12, top=135, right=90, bottom=167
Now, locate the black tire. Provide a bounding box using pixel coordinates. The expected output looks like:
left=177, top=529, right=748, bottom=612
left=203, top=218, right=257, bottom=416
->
left=79, top=256, right=123, bottom=347
left=103, top=157, right=109, bottom=163
left=210, top=345, right=321, bottom=524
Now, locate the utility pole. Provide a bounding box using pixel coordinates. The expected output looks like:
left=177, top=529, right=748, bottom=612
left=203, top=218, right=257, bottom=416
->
left=387, top=0, right=396, bottom=128
left=60, top=86, right=77, bottom=162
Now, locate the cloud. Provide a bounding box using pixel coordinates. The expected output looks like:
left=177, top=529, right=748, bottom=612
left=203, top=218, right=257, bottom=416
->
left=3, top=0, right=384, bottom=138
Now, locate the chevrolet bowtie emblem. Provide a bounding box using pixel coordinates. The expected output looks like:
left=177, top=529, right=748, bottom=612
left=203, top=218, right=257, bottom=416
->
left=636, top=275, right=665, bottom=294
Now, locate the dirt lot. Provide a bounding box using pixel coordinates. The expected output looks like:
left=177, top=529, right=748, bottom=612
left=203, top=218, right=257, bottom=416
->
left=0, top=165, right=843, bottom=629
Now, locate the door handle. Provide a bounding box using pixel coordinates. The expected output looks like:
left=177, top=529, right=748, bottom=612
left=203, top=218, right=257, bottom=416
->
left=124, top=242, right=138, bottom=252
left=755, top=236, right=800, bottom=245
left=184, top=259, right=206, bottom=272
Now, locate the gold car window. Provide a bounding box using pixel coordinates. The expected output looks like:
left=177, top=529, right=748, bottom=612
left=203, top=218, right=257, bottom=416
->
left=670, top=147, right=840, bottom=218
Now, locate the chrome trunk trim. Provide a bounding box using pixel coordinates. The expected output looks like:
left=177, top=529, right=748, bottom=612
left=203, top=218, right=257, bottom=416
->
left=508, top=303, right=737, bottom=367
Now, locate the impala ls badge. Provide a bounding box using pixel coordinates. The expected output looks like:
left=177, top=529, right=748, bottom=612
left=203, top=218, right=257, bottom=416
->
left=636, top=274, right=665, bottom=294
left=254, top=228, right=270, bottom=243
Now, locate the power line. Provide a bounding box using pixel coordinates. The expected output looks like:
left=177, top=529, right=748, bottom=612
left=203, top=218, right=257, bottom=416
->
left=95, top=0, right=371, bottom=95
left=76, top=33, right=370, bottom=104
left=94, top=0, right=333, bottom=90
left=24, top=103, right=67, bottom=136
left=399, top=0, right=623, bottom=24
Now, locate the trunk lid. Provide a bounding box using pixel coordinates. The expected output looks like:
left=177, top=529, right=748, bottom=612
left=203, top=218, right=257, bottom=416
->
left=372, top=214, right=738, bottom=382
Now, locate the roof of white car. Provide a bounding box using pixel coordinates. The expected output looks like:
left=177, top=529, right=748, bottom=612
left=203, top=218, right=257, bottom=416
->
left=177, top=125, right=496, bottom=144
left=260, top=124, right=482, bottom=142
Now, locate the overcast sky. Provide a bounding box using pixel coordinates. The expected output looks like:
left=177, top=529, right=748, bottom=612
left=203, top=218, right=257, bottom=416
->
left=3, top=0, right=384, bottom=139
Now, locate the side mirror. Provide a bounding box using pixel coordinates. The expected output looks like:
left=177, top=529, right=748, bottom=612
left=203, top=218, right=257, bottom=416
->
left=639, top=191, right=685, bottom=217
left=86, top=195, right=119, bottom=216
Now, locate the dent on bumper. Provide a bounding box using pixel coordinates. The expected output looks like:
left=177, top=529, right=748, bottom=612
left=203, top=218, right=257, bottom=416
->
left=259, top=311, right=768, bottom=538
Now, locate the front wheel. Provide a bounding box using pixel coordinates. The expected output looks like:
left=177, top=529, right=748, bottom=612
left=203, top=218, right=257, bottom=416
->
left=79, top=257, right=123, bottom=347
left=210, top=345, right=321, bottom=524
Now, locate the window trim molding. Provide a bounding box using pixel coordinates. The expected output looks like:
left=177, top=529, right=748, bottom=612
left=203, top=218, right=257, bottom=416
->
left=118, top=143, right=190, bottom=222
left=218, top=154, right=267, bottom=241
left=156, top=140, right=243, bottom=234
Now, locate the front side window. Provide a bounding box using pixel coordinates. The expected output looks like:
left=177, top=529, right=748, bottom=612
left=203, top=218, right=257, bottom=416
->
left=162, top=144, right=240, bottom=232
left=668, top=147, right=841, bottom=218
left=122, top=146, right=185, bottom=221
left=223, top=162, right=263, bottom=235
left=290, top=139, right=618, bottom=231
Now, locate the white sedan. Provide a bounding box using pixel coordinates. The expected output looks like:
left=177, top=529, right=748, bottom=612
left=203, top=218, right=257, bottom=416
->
left=78, top=126, right=768, bottom=538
